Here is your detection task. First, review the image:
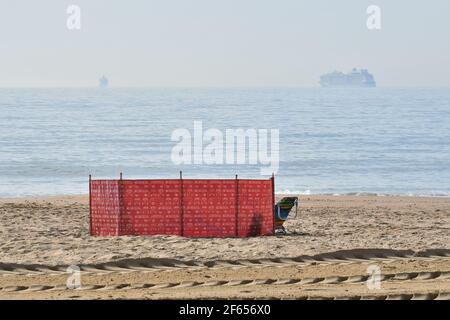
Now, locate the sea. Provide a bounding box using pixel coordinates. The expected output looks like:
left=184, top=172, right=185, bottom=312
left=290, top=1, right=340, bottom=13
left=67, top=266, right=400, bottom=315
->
left=0, top=87, right=449, bottom=197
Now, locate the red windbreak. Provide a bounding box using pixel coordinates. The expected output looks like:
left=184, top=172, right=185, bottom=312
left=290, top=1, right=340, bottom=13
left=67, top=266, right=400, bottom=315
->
left=90, top=178, right=274, bottom=237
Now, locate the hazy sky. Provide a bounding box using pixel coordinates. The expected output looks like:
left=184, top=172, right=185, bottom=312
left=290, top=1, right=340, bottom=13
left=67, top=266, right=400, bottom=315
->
left=1, top=0, right=449, bottom=87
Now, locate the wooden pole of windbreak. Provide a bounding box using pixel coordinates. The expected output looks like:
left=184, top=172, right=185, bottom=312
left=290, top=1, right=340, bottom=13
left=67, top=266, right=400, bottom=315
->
left=179, top=171, right=184, bottom=237
left=89, top=174, right=92, bottom=236
left=271, top=173, right=275, bottom=235
left=235, top=174, right=239, bottom=238
left=117, top=172, right=123, bottom=236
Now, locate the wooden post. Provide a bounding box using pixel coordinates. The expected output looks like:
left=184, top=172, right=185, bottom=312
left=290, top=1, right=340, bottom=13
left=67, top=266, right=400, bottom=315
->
left=89, top=174, right=92, bottom=236
left=179, top=171, right=184, bottom=237
left=271, top=173, right=275, bottom=235
left=118, top=172, right=123, bottom=236
left=235, top=174, right=239, bottom=238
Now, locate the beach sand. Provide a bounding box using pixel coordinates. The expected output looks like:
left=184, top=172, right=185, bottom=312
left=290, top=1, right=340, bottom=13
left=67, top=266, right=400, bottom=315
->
left=0, top=195, right=448, bottom=266
left=1, top=194, right=449, bottom=299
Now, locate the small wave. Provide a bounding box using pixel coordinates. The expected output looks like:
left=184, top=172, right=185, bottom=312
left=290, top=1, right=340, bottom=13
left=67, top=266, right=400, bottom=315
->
left=276, top=191, right=450, bottom=197
left=276, top=189, right=311, bottom=195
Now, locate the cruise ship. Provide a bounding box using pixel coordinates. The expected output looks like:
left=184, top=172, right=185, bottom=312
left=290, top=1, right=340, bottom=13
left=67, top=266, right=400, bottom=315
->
left=320, top=69, right=376, bottom=88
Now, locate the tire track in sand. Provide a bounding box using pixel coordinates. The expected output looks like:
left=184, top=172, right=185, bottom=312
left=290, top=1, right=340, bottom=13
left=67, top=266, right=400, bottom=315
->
left=1, top=249, right=449, bottom=276
left=1, top=270, right=449, bottom=293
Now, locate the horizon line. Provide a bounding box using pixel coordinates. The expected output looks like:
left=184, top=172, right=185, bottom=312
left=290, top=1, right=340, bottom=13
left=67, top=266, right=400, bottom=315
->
left=0, top=85, right=449, bottom=89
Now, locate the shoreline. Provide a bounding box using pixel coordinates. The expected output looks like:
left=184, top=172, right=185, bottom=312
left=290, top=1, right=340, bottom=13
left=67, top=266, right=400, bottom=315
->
left=1, top=193, right=450, bottom=205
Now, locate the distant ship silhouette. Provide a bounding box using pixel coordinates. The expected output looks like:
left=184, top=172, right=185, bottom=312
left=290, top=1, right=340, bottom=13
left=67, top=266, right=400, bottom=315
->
left=99, top=76, right=109, bottom=88
left=320, top=69, right=376, bottom=88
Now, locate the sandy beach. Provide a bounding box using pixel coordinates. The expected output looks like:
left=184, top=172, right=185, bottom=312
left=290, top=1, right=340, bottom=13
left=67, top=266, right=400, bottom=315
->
left=1, top=194, right=449, bottom=299
left=0, top=194, right=448, bottom=266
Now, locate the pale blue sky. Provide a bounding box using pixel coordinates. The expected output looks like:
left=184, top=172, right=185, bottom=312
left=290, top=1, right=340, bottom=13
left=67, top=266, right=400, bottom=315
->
left=0, top=0, right=449, bottom=87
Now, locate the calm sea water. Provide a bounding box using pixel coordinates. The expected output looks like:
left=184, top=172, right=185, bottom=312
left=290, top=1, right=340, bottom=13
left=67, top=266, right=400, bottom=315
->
left=0, top=87, right=449, bottom=197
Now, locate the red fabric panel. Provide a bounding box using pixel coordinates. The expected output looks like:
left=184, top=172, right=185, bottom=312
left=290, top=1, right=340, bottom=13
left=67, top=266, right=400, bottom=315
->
left=120, top=180, right=182, bottom=236
left=90, top=180, right=120, bottom=236
left=237, top=180, right=274, bottom=237
left=183, top=180, right=237, bottom=237
left=89, top=178, right=274, bottom=238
